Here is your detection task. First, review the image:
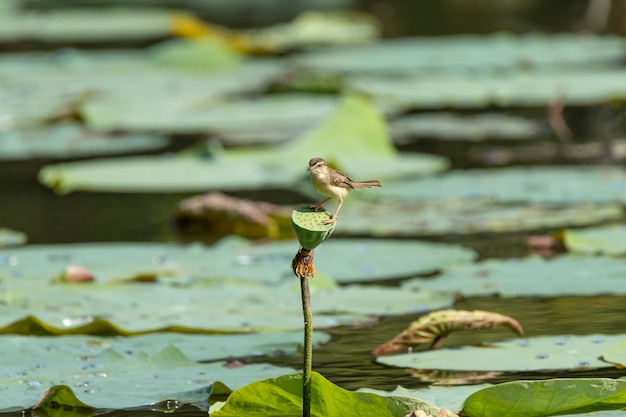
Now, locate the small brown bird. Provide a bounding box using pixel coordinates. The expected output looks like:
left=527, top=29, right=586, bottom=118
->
left=307, top=157, right=381, bottom=224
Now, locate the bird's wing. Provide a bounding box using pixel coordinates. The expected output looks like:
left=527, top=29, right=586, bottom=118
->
left=329, top=170, right=355, bottom=188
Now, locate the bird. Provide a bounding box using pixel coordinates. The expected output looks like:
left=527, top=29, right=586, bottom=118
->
left=307, top=157, right=381, bottom=224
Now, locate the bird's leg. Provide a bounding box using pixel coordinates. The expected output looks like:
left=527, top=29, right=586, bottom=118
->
left=323, top=196, right=343, bottom=224
left=310, top=197, right=331, bottom=211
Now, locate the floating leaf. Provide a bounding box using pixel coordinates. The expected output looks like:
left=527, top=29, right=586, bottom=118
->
left=211, top=371, right=457, bottom=417
left=403, top=255, right=626, bottom=297
left=460, top=378, right=626, bottom=417
left=336, top=199, right=623, bottom=236
left=0, top=8, right=179, bottom=43
left=0, top=122, right=168, bottom=160
left=563, top=224, right=626, bottom=256
left=390, top=113, right=546, bottom=143
left=348, top=69, right=626, bottom=109
left=372, top=166, right=626, bottom=205
left=40, top=95, right=448, bottom=194
left=0, top=240, right=460, bottom=333
left=377, top=334, right=626, bottom=372
left=372, top=310, right=523, bottom=356
left=297, top=34, right=626, bottom=75
left=0, top=335, right=297, bottom=411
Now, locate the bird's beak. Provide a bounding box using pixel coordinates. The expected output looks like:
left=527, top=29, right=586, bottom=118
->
left=306, top=166, right=311, bottom=171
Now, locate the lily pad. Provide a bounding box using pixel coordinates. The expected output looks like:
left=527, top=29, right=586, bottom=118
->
left=0, top=49, right=286, bottom=129
left=39, top=95, right=448, bottom=194
left=0, top=240, right=459, bottom=333
left=377, top=334, right=626, bottom=372
left=348, top=69, right=626, bottom=109
left=372, top=166, right=626, bottom=205
left=390, top=113, right=546, bottom=143
left=0, top=122, right=168, bottom=160
left=211, top=371, right=457, bottom=417
left=563, top=224, right=626, bottom=256
left=460, top=378, right=626, bottom=417
left=296, top=33, right=626, bottom=75
left=403, top=255, right=626, bottom=297
left=83, top=92, right=339, bottom=140
left=0, top=337, right=296, bottom=411
left=0, top=8, right=178, bottom=43
left=337, top=199, right=623, bottom=236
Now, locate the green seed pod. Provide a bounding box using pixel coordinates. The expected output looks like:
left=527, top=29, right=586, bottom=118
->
left=291, top=206, right=336, bottom=250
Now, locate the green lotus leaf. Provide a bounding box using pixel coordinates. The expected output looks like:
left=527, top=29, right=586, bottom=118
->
left=0, top=49, right=285, bottom=129
left=211, top=371, right=456, bottom=417
left=563, top=224, right=626, bottom=256
left=0, top=240, right=460, bottom=333
left=39, top=95, right=448, bottom=194
left=460, top=378, right=626, bottom=417
left=371, top=166, right=626, bottom=205
left=0, top=337, right=296, bottom=411
left=403, top=255, right=626, bottom=297
left=83, top=92, right=338, bottom=138
left=336, top=199, right=622, bottom=236
left=377, top=334, right=626, bottom=372
left=0, top=8, right=177, bottom=43
left=0, top=122, right=168, bottom=160
left=390, top=112, right=546, bottom=143
left=297, top=33, right=626, bottom=75
left=348, top=69, right=626, bottom=109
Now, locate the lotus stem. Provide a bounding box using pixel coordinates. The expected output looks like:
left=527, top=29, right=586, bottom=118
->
left=291, top=206, right=335, bottom=417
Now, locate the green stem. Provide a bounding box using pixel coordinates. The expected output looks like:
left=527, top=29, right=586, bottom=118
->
left=300, top=275, right=312, bottom=417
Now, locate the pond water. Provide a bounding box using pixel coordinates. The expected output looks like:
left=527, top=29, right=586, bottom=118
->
left=1, top=156, right=625, bottom=416
left=2, top=2, right=626, bottom=415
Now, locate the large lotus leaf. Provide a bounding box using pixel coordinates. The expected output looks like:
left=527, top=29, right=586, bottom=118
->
left=377, top=334, right=626, bottom=372
left=0, top=238, right=474, bottom=287
left=371, top=166, right=626, bottom=205
left=336, top=199, right=622, bottom=236
left=0, top=122, right=168, bottom=160
left=205, top=238, right=475, bottom=284
left=359, top=384, right=488, bottom=415
left=0, top=8, right=177, bottom=42
left=563, top=224, right=626, bottom=256
left=403, top=255, right=626, bottom=297
left=210, top=371, right=456, bottom=417
left=362, top=384, right=626, bottom=417
left=460, top=378, right=626, bottom=417
left=0, top=331, right=327, bottom=370
left=390, top=113, right=546, bottom=143
left=0, top=241, right=457, bottom=333
left=0, top=339, right=295, bottom=411
left=0, top=50, right=285, bottom=129
left=39, top=95, right=448, bottom=194
left=296, top=34, right=626, bottom=75
left=348, top=69, right=626, bottom=109
left=0, top=279, right=453, bottom=334
left=83, top=92, right=339, bottom=139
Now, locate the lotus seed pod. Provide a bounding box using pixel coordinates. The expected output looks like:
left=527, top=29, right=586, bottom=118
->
left=291, top=206, right=336, bottom=250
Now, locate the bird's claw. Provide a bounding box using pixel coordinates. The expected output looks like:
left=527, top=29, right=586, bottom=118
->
left=323, top=218, right=337, bottom=225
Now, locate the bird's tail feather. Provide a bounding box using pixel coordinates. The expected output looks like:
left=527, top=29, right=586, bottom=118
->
left=351, top=180, right=382, bottom=188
